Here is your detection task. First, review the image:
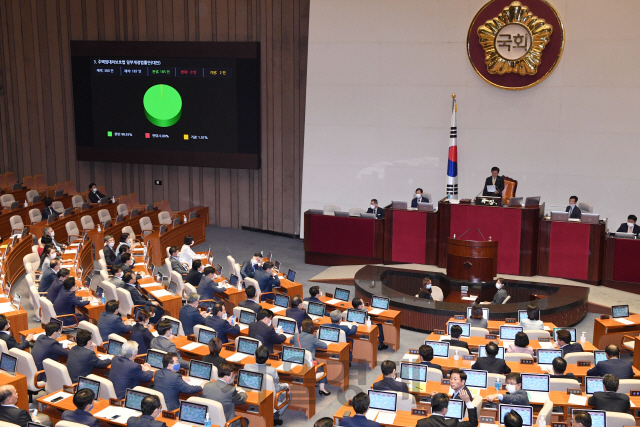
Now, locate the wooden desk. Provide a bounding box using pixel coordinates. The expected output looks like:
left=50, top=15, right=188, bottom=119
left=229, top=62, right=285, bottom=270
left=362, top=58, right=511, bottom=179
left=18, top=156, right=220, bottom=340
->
left=604, top=236, right=640, bottom=293
left=0, top=194, right=73, bottom=240
left=424, top=334, right=598, bottom=352
left=2, top=232, right=35, bottom=289
left=446, top=238, right=498, bottom=282
left=445, top=318, right=558, bottom=331
left=334, top=404, right=425, bottom=427
left=384, top=207, right=439, bottom=265
left=593, top=314, right=640, bottom=349
left=0, top=372, right=28, bottom=410
left=314, top=316, right=379, bottom=369
left=136, top=272, right=182, bottom=318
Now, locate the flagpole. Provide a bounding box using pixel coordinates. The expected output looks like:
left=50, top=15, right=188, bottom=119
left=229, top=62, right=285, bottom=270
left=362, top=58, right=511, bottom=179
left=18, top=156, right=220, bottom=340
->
left=446, top=94, right=458, bottom=199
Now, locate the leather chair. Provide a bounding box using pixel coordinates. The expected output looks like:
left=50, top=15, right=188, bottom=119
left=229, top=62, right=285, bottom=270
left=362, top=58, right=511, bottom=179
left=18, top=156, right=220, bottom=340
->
left=523, top=330, right=550, bottom=340
left=122, top=226, right=140, bottom=246
left=97, top=209, right=112, bottom=226
left=487, top=373, right=506, bottom=387
left=28, top=283, right=42, bottom=321
left=262, top=373, right=291, bottom=417
left=323, top=205, right=340, bottom=215
left=29, top=209, right=42, bottom=224
left=536, top=400, right=553, bottom=426
left=85, top=374, right=117, bottom=400
left=9, top=348, right=46, bottom=401
left=108, top=333, right=127, bottom=345
left=71, top=195, right=84, bottom=208
left=0, top=421, right=20, bottom=427
left=170, top=271, right=186, bottom=300
left=80, top=215, right=95, bottom=231
left=65, top=221, right=83, bottom=244
left=64, top=181, right=81, bottom=196
left=117, top=203, right=129, bottom=217
left=161, top=314, right=185, bottom=336
left=164, top=258, right=173, bottom=276
left=430, top=286, right=444, bottom=301
left=79, top=320, right=104, bottom=345
left=504, top=352, right=533, bottom=362
left=448, top=346, right=469, bottom=357
left=26, top=190, right=40, bottom=203
left=116, top=288, right=147, bottom=317
left=52, top=201, right=64, bottom=212
left=427, top=367, right=443, bottom=383
left=186, top=397, right=244, bottom=427
left=0, top=339, right=7, bottom=355
left=23, top=253, right=40, bottom=273
left=502, top=175, right=518, bottom=205
left=139, top=216, right=154, bottom=236
left=52, top=182, right=65, bottom=195
left=34, top=174, right=53, bottom=194
left=0, top=194, right=15, bottom=208
left=564, top=352, right=595, bottom=364
left=578, top=202, right=593, bottom=213
left=39, top=297, right=79, bottom=329
left=349, top=208, right=366, bottom=217
left=158, top=211, right=172, bottom=225
left=43, top=359, right=72, bottom=394
left=10, top=215, right=24, bottom=235
left=615, top=379, right=640, bottom=394
left=470, top=327, right=489, bottom=337
left=4, top=172, right=17, bottom=187
left=158, top=200, right=176, bottom=216
left=100, top=281, right=119, bottom=303
left=502, top=295, right=511, bottom=304
left=183, top=282, right=197, bottom=298
left=57, top=422, right=88, bottom=427
left=606, top=413, right=635, bottom=427
left=550, top=378, right=580, bottom=392
left=129, top=193, right=145, bottom=210
left=22, top=176, right=35, bottom=190
left=119, top=195, right=131, bottom=211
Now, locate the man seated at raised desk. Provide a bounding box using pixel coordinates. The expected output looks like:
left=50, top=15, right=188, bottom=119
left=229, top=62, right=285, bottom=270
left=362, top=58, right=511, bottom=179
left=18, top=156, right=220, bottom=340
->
left=411, top=188, right=429, bottom=207
left=482, top=166, right=504, bottom=197
left=482, top=278, right=507, bottom=305
left=442, top=325, right=469, bottom=352
left=372, top=360, right=408, bottom=393
left=586, top=344, right=634, bottom=379
left=366, top=199, right=384, bottom=219
left=471, top=342, right=511, bottom=374
left=204, top=302, right=240, bottom=343
left=416, top=390, right=477, bottom=427
left=587, top=373, right=630, bottom=413
left=616, top=215, right=640, bottom=235
left=486, top=373, right=529, bottom=405
left=566, top=196, right=582, bottom=219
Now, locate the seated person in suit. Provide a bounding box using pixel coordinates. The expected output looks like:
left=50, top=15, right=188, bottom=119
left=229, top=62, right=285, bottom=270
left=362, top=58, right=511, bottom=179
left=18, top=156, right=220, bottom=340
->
left=47, top=267, right=70, bottom=303
left=153, top=352, right=203, bottom=411
left=587, top=373, right=630, bottom=413
left=127, top=395, right=168, bottom=427
left=98, top=300, right=133, bottom=341
left=417, top=278, right=433, bottom=300
left=315, top=418, right=334, bottom=427
left=295, top=319, right=330, bottom=395
left=110, top=340, right=154, bottom=399
left=373, top=360, right=409, bottom=393
left=304, top=285, right=323, bottom=303
left=0, top=314, right=32, bottom=350
left=486, top=373, right=529, bottom=405
left=197, top=266, right=225, bottom=305
left=204, top=303, right=240, bottom=343
left=123, top=272, right=164, bottom=323
left=61, top=388, right=100, bottom=427
left=366, top=199, right=384, bottom=219
left=506, top=332, right=534, bottom=356
left=38, top=259, right=60, bottom=293
left=150, top=319, right=189, bottom=369
left=439, top=368, right=471, bottom=400
left=169, top=246, right=188, bottom=276
left=248, top=309, right=287, bottom=353
left=616, top=215, right=640, bottom=235
left=254, top=261, right=281, bottom=297
left=339, top=391, right=382, bottom=427
left=466, top=304, right=488, bottom=329
left=109, top=265, right=125, bottom=288
left=566, top=196, right=582, bottom=219
left=586, top=344, right=634, bottom=379
left=482, top=166, right=504, bottom=197
left=549, top=356, right=577, bottom=379
left=416, top=390, right=476, bottom=427
left=44, top=225, right=65, bottom=252
left=0, top=385, right=38, bottom=427
left=352, top=297, right=388, bottom=350
left=286, top=295, right=311, bottom=330
left=103, top=235, right=117, bottom=265
left=179, top=292, right=206, bottom=336
left=87, top=182, right=107, bottom=203
left=53, top=277, right=89, bottom=325
left=42, top=197, right=60, bottom=220
left=67, top=329, right=111, bottom=383
left=504, top=411, right=523, bottom=427
left=572, top=411, right=592, bottom=427
left=114, top=245, right=129, bottom=265
left=202, top=337, right=226, bottom=369
left=202, top=362, right=248, bottom=427
left=483, top=278, right=507, bottom=305
left=443, top=325, right=469, bottom=352
left=245, top=345, right=290, bottom=425
left=131, top=309, right=154, bottom=354
left=411, top=188, right=429, bottom=207
left=418, top=344, right=443, bottom=373
left=471, top=342, right=511, bottom=374
left=240, top=252, right=263, bottom=279
left=556, top=329, right=583, bottom=357
left=239, top=285, right=262, bottom=315
left=519, top=304, right=544, bottom=330
left=326, top=309, right=356, bottom=362
left=31, top=321, right=71, bottom=372
left=120, top=254, right=140, bottom=280
left=185, top=259, right=204, bottom=287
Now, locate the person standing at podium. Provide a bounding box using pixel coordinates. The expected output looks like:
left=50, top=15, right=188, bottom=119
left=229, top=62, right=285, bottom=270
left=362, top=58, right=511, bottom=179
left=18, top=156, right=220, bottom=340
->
left=616, top=215, right=640, bottom=235
left=482, top=167, right=504, bottom=197
left=565, top=196, right=582, bottom=219
left=411, top=188, right=429, bottom=207
left=366, top=199, right=384, bottom=219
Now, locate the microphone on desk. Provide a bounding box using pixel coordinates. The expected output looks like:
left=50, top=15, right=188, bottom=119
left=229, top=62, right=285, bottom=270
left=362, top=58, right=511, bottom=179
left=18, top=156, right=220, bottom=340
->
left=457, top=228, right=471, bottom=239
left=477, top=228, right=486, bottom=241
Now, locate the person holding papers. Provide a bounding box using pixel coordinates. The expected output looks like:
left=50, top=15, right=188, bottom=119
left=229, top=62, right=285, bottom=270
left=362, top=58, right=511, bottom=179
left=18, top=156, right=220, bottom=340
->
left=519, top=304, right=544, bottom=330
left=483, top=167, right=504, bottom=197
left=586, top=344, right=634, bottom=379
left=197, top=266, right=224, bottom=304
left=97, top=300, right=133, bottom=341
left=616, top=215, right=640, bottom=235
left=179, top=293, right=206, bottom=336
left=66, top=329, right=111, bottom=383
left=366, top=199, right=384, bottom=219
left=150, top=319, right=189, bottom=369
left=549, top=357, right=577, bottom=379
left=339, top=392, right=382, bottom=427
left=204, top=303, right=240, bottom=343
left=123, top=272, right=164, bottom=323
left=127, top=395, right=167, bottom=427
left=202, top=337, right=225, bottom=369
left=416, top=390, right=477, bottom=427
left=372, top=360, right=409, bottom=393
left=245, top=345, right=289, bottom=426
left=418, top=344, right=443, bottom=372
left=556, top=329, right=583, bottom=356
left=295, top=319, right=330, bottom=396
left=0, top=314, right=32, bottom=350
left=0, top=385, right=38, bottom=427
left=110, top=341, right=154, bottom=399
left=442, top=325, right=469, bottom=352
left=239, top=285, right=262, bottom=315
left=587, top=374, right=630, bottom=413
left=153, top=352, right=203, bottom=411
left=202, top=362, right=248, bottom=427
left=565, top=196, right=582, bottom=219
left=61, top=388, right=100, bottom=427
left=248, top=309, right=287, bottom=353
left=286, top=295, right=311, bottom=330
left=472, top=342, right=511, bottom=374
left=486, top=373, right=529, bottom=405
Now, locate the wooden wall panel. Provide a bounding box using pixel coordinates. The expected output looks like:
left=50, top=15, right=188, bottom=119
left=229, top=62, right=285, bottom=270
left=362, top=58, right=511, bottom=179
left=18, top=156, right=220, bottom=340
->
left=0, top=0, right=308, bottom=235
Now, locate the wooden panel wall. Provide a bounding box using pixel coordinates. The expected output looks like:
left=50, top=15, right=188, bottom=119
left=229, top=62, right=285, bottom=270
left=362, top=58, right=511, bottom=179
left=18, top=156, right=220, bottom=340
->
left=0, top=0, right=309, bottom=235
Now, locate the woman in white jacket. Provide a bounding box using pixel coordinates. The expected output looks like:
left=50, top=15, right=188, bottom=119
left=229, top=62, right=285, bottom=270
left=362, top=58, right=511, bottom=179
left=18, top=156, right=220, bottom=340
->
left=180, top=235, right=197, bottom=268
left=519, top=304, right=544, bottom=330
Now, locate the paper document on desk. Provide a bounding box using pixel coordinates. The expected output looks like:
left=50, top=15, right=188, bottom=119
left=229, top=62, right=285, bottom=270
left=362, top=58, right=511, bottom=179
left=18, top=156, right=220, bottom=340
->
left=367, top=308, right=384, bottom=315
left=376, top=412, right=396, bottom=424
left=183, top=377, right=209, bottom=387
left=567, top=394, right=588, bottom=406
left=407, top=382, right=427, bottom=393
left=461, top=296, right=478, bottom=301
left=181, top=342, right=206, bottom=351
left=527, top=391, right=550, bottom=403
left=173, top=422, right=196, bottom=427
left=140, top=282, right=160, bottom=288
left=401, top=354, right=420, bottom=362
left=95, top=406, right=141, bottom=422
left=537, top=341, right=554, bottom=349
left=439, top=335, right=451, bottom=341
left=0, top=303, right=15, bottom=313
left=33, top=332, right=45, bottom=340
left=150, top=289, right=172, bottom=298
left=44, top=391, right=72, bottom=402
left=98, top=354, right=114, bottom=360
left=64, top=249, right=78, bottom=254
left=543, top=325, right=551, bottom=331
left=365, top=410, right=379, bottom=421
left=226, top=353, right=248, bottom=363
left=614, top=318, right=634, bottom=325
left=325, top=299, right=341, bottom=305
left=486, top=185, right=496, bottom=193
left=237, top=324, right=249, bottom=331
left=631, top=401, right=636, bottom=408
left=152, top=331, right=159, bottom=337
left=271, top=307, right=285, bottom=314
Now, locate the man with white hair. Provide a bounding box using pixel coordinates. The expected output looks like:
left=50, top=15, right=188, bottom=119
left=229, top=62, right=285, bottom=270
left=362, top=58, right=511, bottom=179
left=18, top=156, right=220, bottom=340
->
left=43, top=226, right=65, bottom=252
left=179, top=293, right=206, bottom=336
left=108, top=340, right=154, bottom=399
left=0, top=385, right=37, bottom=426
left=324, top=310, right=356, bottom=363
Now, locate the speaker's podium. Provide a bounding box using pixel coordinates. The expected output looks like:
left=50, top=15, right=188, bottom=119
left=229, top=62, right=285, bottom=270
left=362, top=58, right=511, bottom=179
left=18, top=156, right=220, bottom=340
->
left=446, top=237, right=498, bottom=282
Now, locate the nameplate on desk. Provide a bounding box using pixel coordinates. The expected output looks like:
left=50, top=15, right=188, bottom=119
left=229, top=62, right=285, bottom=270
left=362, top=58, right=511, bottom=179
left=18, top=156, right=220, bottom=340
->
left=480, top=417, right=496, bottom=423
left=630, top=390, right=640, bottom=396
left=187, top=335, right=196, bottom=342
left=110, top=398, right=124, bottom=406
left=600, top=315, right=610, bottom=320
left=553, top=423, right=567, bottom=427
left=226, top=345, right=236, bottom=352
left=505, top=318, right=517, bottom=324
left=412, top=409, right=428, bottom=416
left=520, top=359, right=533, bottom=365
left=409, top=349, right=420, bottom=355
left=434, top=330, right=445, bottom=335
left=578, top=361, right=591, bottom=366
left=454, top=315, right=465, bottom=320
left=567, top=389, right=582, bottom=395
left=359, top=335, right=369, bottom=340
left=269, top=354, right=280, bottom=361
left=461, top=286, right=469, bottom=293
left=162, top=411, right=177, bottom=420
left=134, top=357, right=146, bottom=365
left=538, top=337, right=550, bottom=342
left=329, top=354, right=339, bottom=360
left=485, top=334, right=497, bottom=340
left=463, top=355, right=476, bottom=361
left=441, top=379, right=450, bottom=385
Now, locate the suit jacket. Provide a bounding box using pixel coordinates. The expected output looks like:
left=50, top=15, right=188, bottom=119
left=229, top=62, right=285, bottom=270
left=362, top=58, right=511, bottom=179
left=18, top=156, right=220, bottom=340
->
left=443, top=339, right=469, bottom=352
left=565, top=205, right=582, bottom=219
left=372, top=376, right=409, bottom=393
left=127, top=414, right=168, bottom=427
left=179, top=304, right=205, bottom=336
left=560, top=342, right=584, bottom=357
left=42, top=206, right=60, bottom=221
left=0, top=405, right=32, bottom=427
left=238, top=299, right=262, bottom=315
left=366, top=207, right=385, bottom=219
left=38, top=268, right=57, bottom=292
left=248, top=321, right=286, bottom=353
left=114, top=254, right=124, bottom=265
left=303, top=296, right=323, bottom=304
left=88, top=190, right=106, bottom=204
left=551, top=373, right=577, bottom=380
left=53, top=288, right=89, bottom=316
left=451, top=386, right=473, bottom=401
left=124, top=283, right=153, bottom=308
left=46, top=277, right=64, bottom=302
left=588, top=391, right=630, bottom=413
left=420, top=360, right=443, bottom=372
left=197, top=276, right=224, bottom=302
left=492, top=288, right=508, bottom=304
left=31, top=335, right=69, bottom=371
left=416, top=408, right=478, bottom=427
left=131, top=323, right=154, bottom=354
left=471, top=357, right=511, bottom=374
left=170, top=257, right=188, bottom=275
left=185, top=268, right=203, bottom=287
left=499, top=389, right=529, bottom=405
left=202, top=380, right=248, bottom=427
left=150, top=336, right=188, bottom=369
left=97, top=312, right=132, bottom=343
left=254, top=269, right=281, bottom=294
left=110, top=276, right=125, bottom=288
left=340, top=414, right=381, bottom=427
left=616, top=223, right=640, bottom=235
left=286, top=307, right=311, bottom=330
left=153, top=368, right=203, bottom=411
left=586, top=358, right=635, bottom=379
left=411, top=196, right=430, bottom=208
left=202, top=354, right=226, bottom=370
left=204, top=315, right=240, bottom=344
left=245, top=363, right=286, bottom=391
left=61, top=409, right=101, bottom=427
left=66, top=345, right=112, bottom=382
left=0, top=331, right=30, bottom=351
left=240, top=260, right=257, bottom=279
left=325, top=323, right=357, bottom=338
left=293, top=331, right=327, bottom=358
left=483, top=176, right=505, bottom=197
left=104, top=245, right=117, bottom=265
left=109, top=356, right=154, bottom=399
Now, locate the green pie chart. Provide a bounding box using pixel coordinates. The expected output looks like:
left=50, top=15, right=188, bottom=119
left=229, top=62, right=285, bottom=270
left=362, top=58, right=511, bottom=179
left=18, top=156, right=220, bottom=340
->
left=143, top=84, right=182, bottom=127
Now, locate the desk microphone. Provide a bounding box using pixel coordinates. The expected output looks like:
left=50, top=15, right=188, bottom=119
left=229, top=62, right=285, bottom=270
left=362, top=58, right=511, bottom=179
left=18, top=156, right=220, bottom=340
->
left=477, top=228, right=486, bottom=241
left=457, top=228, right=471, bottom=239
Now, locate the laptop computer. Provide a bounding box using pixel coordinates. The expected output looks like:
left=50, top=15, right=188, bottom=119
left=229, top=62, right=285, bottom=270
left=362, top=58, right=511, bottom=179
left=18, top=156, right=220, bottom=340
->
left=508, top=197, right=523, bottom=207
left=424, top=340, right=450, bottom=358
left=499, top=325, right=523, bottom=341
left=307, top=301, right=326, bottom=319
left=146, top=349, right=165, bottom=369
left=186, top=360, right=213, bottom=386
left=274, top=294, right=290, bottom=308
left=179, top=400, right=209, bottom=426
left=461, top=369, right=488, bottom=389
left=417, top=202, right=434, bottom=212
left=167, top=281, right=178, bottom=296
left=550, top=211, right=569, bottom=221
left=499, top=405, right=533, bottom=426
left=0, top=352, right=17, bottom=376
left=237, top=337, right=259, bottom=355
left=172, top=218, right=180, bottom=227
left=77, top=376, right=101, bottom=400
left=318, top=326, right=340, bottom=343
left=346, top=309, right=367, bottom=324
left=585, top=377, right=605, bottom=395
left=536, top=349, right=562, bottom=365
left=116, top=214, right=124, bottom=224
left=371, top=296, right=390, bottom=311
left=612, top=305, right=629, bottom=318
left=367, top=389, right=397, bottom=412
left=581, top=213, right=599, bottom=224
left=525, top=197, right=541, bottom=206
left=360, top=213, right=376, bottom=219
left=81, top=202, right=90, bottom=211
left=479, top=346, right=504, bottom=359
left=197, top=328, right=217, bottom=345
left=391, top=201, right=407, bottom=210
left=614, top=232, right=636, bottom=239
left=334, top=211, right=349, bottom=217
left=448, top=322, right=470, bottom=338
left=520, top=373, right=550, bottom=402
left=334, top=288, right=350, bottom=302
left=571, top=410, right=605, bottom=427
left=467, top=307, right=489, bottom=320
left=237, top=369, right=263, bottom=391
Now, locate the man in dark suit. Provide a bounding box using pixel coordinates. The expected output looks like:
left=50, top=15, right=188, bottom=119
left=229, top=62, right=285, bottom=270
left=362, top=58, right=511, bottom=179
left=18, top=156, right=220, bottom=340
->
left=616, top=215, right=640, bottom=235
left=179, top=293, right=206, bottom=336
left=110, top=340, right=154, bottom=399
left=53, top=277, right=89, bottom=325
left=61, top=388, right=101, bottom=427
left=41, top=197, right=60, bottom=221
left=114, top=245, right=129, bottom=266
left=103, top=235, right=117, bottom=265
left=46, top=267, right=69, bottom=302
left=150, top=320, right=189, bottom=370
left=304, top=286, right=323, bottom=304
left=572, top=412, right=591, bottom=427
left=0, top=314, right=32, bottom=350
left=482, top=167, right=504, bottom=197
left=197, top=266, right=225, bottom=304
left=550, top=357, right=577, bottom=380
left=109, top=265, right=125, bottom=288
left=240, top=252, right=263, bottom=279
left=169, top=246, right=188, bottom=276
left=239, top=285, right=262, bottom=315
left=254, top=262, right=281, bottom=296
left=185, top=260, right=204, bottom=287
left=411, top=188, right=429, bottom=207
left=87, top=183, right=107, bottom=204
left=204, top=303, right=240, bottom=344
left=339, top=392, right=381, bottom=427
left=38, top=259, right=60, bottom=293
left=123, top=272, right=164, bottom=323
left=153, top=352, right=203, bottom=411
left=31, top=322, right=70, bottom=372
left=447, top=369, right=472, bottom=401
left=566, top=196, right=582, bottom=219
left=326, top=310, right=356, bottom=362
left=472, top=342, right=511, bottom=374
left=0, top=385, right=36, bottom=427
left=352, top=297, right=388, bottom=350
left=504, top=411, right=524, bottom=427
left=485, top=278, right=508, bottom=304
left=587, top=374, right=630, bottom=413
left=248, top=309, right=287, bottom=353
left=366, top=199, right=384, bottom=219
left=286, top=295, right=311, bottom=330
left=202, top=363, right=248, bottom=427
left=486, top=373, right=529, bottom=405
left=417, top=389, right=477, bottom=427
left=66, top=329, right=112, bottom=383
left=556, top=329, right=583, bottom=357
left=586, top=345, right=634, bottom=379
left=373, top=360, right=409, bottom=393
left=443, top=325, right=470, bottom=352
left=43, top=226, right=65, bottom=252
left=127, top=395, right=168, bottom=427
left=418, top=344, right=443, bottom=373
left=97, top=300, right=133, bottom=341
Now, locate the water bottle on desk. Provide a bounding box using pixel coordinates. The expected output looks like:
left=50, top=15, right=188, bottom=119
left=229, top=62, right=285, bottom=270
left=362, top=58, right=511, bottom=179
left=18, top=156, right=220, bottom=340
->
left=97, top=224, right=101, bottom=232
left=495, top=379, right=501, bottom=392
left=101, top=294, right=106, bottom=305
left=204, top=413, right=211, bottom=427
left=366, top=315, right=372, bottom=328
left=454, top=349, right=459, bottom=360
left=580, top=331, right=586, bottom=344
left=183, top=215, right=187, bottom=223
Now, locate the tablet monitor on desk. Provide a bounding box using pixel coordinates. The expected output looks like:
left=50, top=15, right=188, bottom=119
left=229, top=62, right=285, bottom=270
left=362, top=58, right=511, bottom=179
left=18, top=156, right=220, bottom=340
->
left=346, top=309, right=367, bottom=324
left=581, top=213, right=599, bottom=224
left=146, top=204, right=154, bottom=212
left=308, top=209, right=323, bottom=215
left=525, top=197, right=541, bottom=206
left=237, top=337, right=259, bottom=355
left=360, top=213, right=376, bottom=219
left=239, top=310, right=256, bottom=325
left=571, top=410, right=605, bottom=427
left=172, top=218, right=180, bottom=227
left=49, top=316, right=64, bottom=329
left=518, top=310, right=528, bottom=322
left=131, top=208, right=139, bottom=217
left=368, top=390, right=397, bottom=412
left=274, top=294, right=290, bottom=308
left=462, top=369, right=488, bottom=389
left=612, top=305, right=629, bottom=318
left=536, top=349, right=562, bottom=365
left=0, top=353, right=17, bottom=375
left=521, top=373, right=550, bottom=392
left=444, top=399, right=464, bottom=420
left=81, top=202, right=90, bottom=211
left=124, top=388, right=150, bottom=411
left=318, top=326, right=340, bottom=343
left=508, top=197, right=523, bottom=207
left=594, top=350, right=607, bottom=365
left=585, top=377, right=604, bottom=395
left=400, top=362, right=427, bottom=382
left=371, top=296, right=389, bottom=311
left=286, top=269, right=296, bottom=282
left=499, top=405, right=533, bottom=426
left=107, top=340, right=123, bottom=357
left=334, top=288, right=350, bottom=302
left=99, top=197, right=109, bottom=205
left=552, top=327, right=576, bottom=342
left=282, top=346, right=305, bottom=365
left=424, top=340, right=450, bottom=358
left=334, top=211, right=349, bottom=217
left=197, top=328, right=217, bottom=345
left=237, top=369, right=263, bottom=391
left=159, top=225, right=167, bottom=236
left=614, top=232, right=636, bottom=239
left=229, top=274, right=239, bottom=287
left=417, top=202, right=434, bottom=212
left=167, top=281, right=178, bottom=296
left=307, top=302, right=326, bottom=317
left=448, top=322, right=470, bottom=338
left=115, top=214, right=123, bottom=224
left=274, top=260, right=281, bottom=271
left=550, top=211, right=569, bottom=221
left=499, top=325, right=523, bottom=341
left=63, top=207, right=72, bottom=216
left=278, top=319, right=297, bottom=335
left=391, top=201, right=407, bottom=210
left=77, top=376, right=101, bottom=400
left=168, top=319, right=180, bottom=336
left=146, top=349, right=165, bottom=369
left=189, top=211, right=198, bottom=221
left=467, top=307, right=489, bottom=320
left=189, top=360, right=213, bottom=381
left=179, top=400, right=208, bottom=426
left=479, top=346, right=504, bottom=359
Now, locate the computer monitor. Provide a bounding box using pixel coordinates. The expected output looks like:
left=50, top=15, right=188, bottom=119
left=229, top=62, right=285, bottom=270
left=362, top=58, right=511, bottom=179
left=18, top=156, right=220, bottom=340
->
left=116, top=214, right=123, bottom=224
left=286, top=269, right=296, bottom=282
left=334, top=211, right=349, bottom=217
left=63, top=207, right=72, bottom=216
left=525, top=197, right=541, bottom=207
left=612, top=305, right=629, bottom=318
left=81, top=202, right=90, bottom=211
left=274, top=294, right=290, bottom=308
left=479, top=346, right=504, bottom=359
left=445, top=399, right=465, bottom=420
left=371, top=296, right=390, bottom=311
left=307, top=302, right=326, bottom=317
left=400, top=363, right=427, bottom=382
left=550, top=211, right=569, bottom=221
left=50, top=317, right=63, bottom=329
left=237, top=369, right=263, bottom=391
left=189, top=211, right=198, bottom=221
left=179, top=400, right=209, bottom=426
left=536, top=349, right=562, bottom=365
left=77, top=376, right=101, bottom=400
left=508, top=197, right=523, bottom=207
left=461, top=369, right=488, bottom=389
left=360, top=213, right=377, bottom=219
left=95, top=286, right=104, bottom=299
left=103, top=219, right=111, bottom=229
left=274, top=260, right=281, bottom=271
left=28, top=423, right=45, bottom=427
left=614, top=232, right=636, bottom=239
left=499, top=405, right=533, bottom=427
left=518, top=310, right=528, bottom=322
left=131, top=208, right=139, bottom=217
left=594, top=350, right=607, bottom=365
left=167, top=281, right=178, bottom=296
left=189, top=360, right=213, bottom=381
left=571, top=410, right=605, bottom=427
left=239, top=310, right=256, bottom=325
left=11, top=293, right=20, bottom=310
left=309, top=209, right=323, bottom=215
left=424, top=340, right=450, bottom=358
left=346, top=309, right=367, bottom=324
left=521, top=374, right=550, bottom=392
left=318, top=326, right=340, bottom=343
left=585, top=377, right=605, bottom=395
left=581, top=213, right=599, bottom=224
left=417, top=202, right=434, bottom=212
left=0, top=353, right=17, bottom=375
left=499, top=325, right=523, bottom=341
left=334, top=288, right=351, bottom=302
left=281, top=346, right=305, bottom=365
left=172, top=218, right=180, bottom=227
left=124, top=388, right=150, bottom=411
left=278, top=319, right=297, bottom=335
left=552, top=327, right=576, bottom=343
left=146, top=349, right=165, bottom=369
left=146, top=204, right=154, bottom=212
left=367, top=390, right=398, bottom=412
left=159, top=225, right=166, bottom=236
left=229, top=274, right=239, bottom=287
left=466, top=307, right=489, bottom=320
left=107, top=339, right=123, bottom=356
left=237, top=337, right=259, bottom=355
left=391, top=201, right=408, bottom=210
left=448, top=322, right=470, bottom=338
left=197, top=328, right=217, bottom=345
left=168, top=319, right=180, bottom=336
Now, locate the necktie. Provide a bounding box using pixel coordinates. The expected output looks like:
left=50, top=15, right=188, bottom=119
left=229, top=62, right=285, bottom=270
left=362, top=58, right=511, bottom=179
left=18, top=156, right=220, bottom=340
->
left=630, top=226, right=633, bottom=233
left=492, top=177, right=496, bottom=185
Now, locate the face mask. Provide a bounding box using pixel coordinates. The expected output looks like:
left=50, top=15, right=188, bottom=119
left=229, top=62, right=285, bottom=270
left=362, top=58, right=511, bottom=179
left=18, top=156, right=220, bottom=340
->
left=569, top=202, right=575, bottom=206
left=251, top=259, right=257, bottom=265
left=426, top=284, right=431, bottom=289
left=415, top=193, right=421, bottom=198
left=108, top=242, right=114, bottom=248
left=50, top=231, right=55, bottom=237
left=49, top=254, right=56, bottom=259
left=505, top=384, right=516, bottom=394
left=266, top=319, right=272, bottom=327
left=126, top=239, right=131, bottom=245
left=92, top=188, right=97, bottom=193
left=221, top=313, right=227, bottom=320
left=370, top=204, right=375, bottom=210
left=190, top=242, right=194, bottom=246
left=172, top=362, right=180, bottom=371
left=496, top=282, right=502, bottom=289
left=629, top=222, right=635, bottom=227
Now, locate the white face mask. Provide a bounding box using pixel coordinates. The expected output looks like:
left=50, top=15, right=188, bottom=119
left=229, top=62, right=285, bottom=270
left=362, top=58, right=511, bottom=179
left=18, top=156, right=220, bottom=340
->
left=190, top=241, right=194, bottom=246
left=415, top=193, right=421, bottom=198
left=266, top=319, right=272, bottom=327
left=426, top=284, right=431, bottom=289
left=569, top=202, right=575, bottom=206
left=108, top=242, right=114, bottom=248
left=628, top=222, right=635, bottom=227
left=505, top=384, right=517, bottom=394
left=221, top=312, right=227, bottom=320
left=496, top=282, right=502, bottom=289
left=370, top=204, right=375, bottom=210
left=92, top=188, right=97, bottom=193
left=49, top=253, right=56, bottom=259
left=50, top=231, right=55, bottom=237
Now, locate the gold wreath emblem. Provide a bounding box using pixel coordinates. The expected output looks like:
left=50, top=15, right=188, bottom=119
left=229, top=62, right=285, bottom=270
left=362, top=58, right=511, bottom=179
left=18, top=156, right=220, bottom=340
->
left=478, top=1, right=553, bottom=75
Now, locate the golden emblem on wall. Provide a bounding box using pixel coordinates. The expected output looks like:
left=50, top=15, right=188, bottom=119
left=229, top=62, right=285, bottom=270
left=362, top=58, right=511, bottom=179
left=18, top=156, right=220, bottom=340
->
left=477, top=2, right=552, bottom=75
